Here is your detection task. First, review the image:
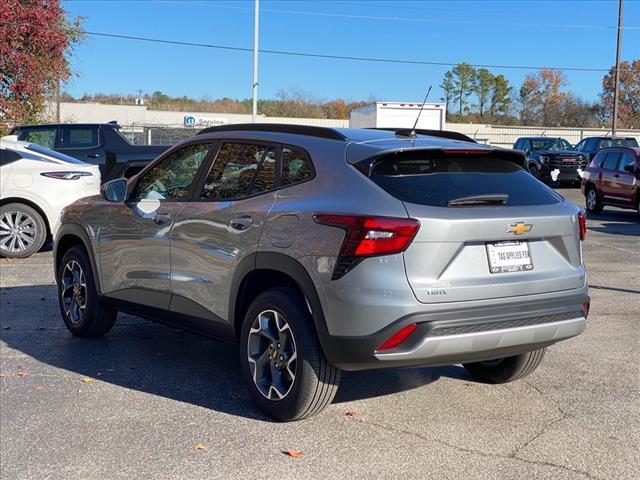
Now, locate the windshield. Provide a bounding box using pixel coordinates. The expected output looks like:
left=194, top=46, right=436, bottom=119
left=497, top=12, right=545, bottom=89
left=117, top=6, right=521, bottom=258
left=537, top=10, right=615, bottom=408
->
left=600, top=138, right=639, bottom=148
left=25, top=144, right=86, bottom=164
left=531, top=138, right=574, bottom=152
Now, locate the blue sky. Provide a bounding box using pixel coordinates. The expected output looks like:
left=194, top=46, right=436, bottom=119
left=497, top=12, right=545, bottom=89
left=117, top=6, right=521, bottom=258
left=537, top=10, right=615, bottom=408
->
left=63, top=0, right=640, bottom=104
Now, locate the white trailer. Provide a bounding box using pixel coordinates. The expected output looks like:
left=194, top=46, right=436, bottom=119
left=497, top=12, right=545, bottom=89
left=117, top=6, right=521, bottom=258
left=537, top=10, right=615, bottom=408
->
left=349, top=101, right=446, bottom=130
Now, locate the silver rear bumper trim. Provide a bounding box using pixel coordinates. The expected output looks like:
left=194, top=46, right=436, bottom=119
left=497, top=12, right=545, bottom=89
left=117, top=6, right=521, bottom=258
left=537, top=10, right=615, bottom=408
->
left=374, top=317, right=586, bottom=362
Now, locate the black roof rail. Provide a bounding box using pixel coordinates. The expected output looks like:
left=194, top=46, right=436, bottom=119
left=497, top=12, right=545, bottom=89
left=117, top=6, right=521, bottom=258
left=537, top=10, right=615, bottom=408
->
left=370, top=127, right=477, bottom=143
left=196, top=123, right=347, bottom=141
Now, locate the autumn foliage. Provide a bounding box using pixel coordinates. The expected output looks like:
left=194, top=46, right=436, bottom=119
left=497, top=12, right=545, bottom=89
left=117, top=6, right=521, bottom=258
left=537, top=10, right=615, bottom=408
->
left=0, top=0, right=81, bottom=132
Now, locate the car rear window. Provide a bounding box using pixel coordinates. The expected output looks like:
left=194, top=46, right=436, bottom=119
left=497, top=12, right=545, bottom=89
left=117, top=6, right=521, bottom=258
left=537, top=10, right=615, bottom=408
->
left=367, top=152, right=562, bottom=207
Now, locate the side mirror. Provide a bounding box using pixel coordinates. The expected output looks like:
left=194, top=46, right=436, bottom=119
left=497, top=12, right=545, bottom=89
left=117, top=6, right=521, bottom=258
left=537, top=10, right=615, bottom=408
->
left=623, top=164, right=637, bottom=174
left=101, top=178, right=128, bottom=202
left=524, top=148, right=531, bottom=155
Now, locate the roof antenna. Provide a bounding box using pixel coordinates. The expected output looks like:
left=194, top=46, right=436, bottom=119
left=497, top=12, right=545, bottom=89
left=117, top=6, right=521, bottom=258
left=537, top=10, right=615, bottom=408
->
left=396, top=85, right=432, bottom=139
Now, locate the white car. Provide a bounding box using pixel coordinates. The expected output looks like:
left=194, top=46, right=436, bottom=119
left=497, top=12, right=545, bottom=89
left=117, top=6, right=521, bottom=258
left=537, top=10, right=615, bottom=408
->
left=0, top=136, right=101, bottom=258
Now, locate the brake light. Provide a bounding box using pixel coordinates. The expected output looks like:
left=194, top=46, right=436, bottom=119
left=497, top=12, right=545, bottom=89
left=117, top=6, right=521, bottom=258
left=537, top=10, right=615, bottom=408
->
left=581, top=302, right=590, bottom=318
left=578, top=210, right=587, bottom=241
left=376, top=323, right=418, bottom=351
left=313, top=214, right=420, bottom=257
left=41, top=171, right=92, bottom=180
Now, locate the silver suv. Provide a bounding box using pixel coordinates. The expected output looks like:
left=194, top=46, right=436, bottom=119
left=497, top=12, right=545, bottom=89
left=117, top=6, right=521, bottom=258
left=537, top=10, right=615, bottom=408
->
left=54, top=125, right=589, bottom=421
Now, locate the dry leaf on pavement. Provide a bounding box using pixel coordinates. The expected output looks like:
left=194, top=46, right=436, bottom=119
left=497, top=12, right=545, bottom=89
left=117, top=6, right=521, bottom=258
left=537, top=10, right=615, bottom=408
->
left=34, top=385, right=44, bottom=392
left=17, top=369, right=28, bottom=377
left=194, top=443, right=207, bottom=451
left=284, top=449, right=304, bottom=458
left=345, top=410, right=357, bottom=417
left=81, top=377, right=94, bottom=384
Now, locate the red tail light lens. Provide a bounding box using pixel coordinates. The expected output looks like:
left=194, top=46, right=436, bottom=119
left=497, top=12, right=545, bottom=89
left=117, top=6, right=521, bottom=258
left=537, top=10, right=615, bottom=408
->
left=578, top=210, right=587, bottom=241
left=581, top=302, right=590, bottom=318
left=313, top=214, right=420, bottom=257
left=376, top=323, right=418, bottom=351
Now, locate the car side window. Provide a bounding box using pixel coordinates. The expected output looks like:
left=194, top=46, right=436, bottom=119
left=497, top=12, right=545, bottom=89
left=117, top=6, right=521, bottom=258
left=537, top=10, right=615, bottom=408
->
left=585, top=139, right=598, bottom=152
left=133, top=143, right=210, bottom=201
left=575, top=140, right=585, bottom=152
left=62, top=126, right=100, bottom=149
left=200, top=142, right=276, bottom=200
left=17, top=128, right=57, bottom=149
left=602, top=152, right=620, bottom=170
left=594, top=152, right=606, bottom=168
left=282, top=146, right=314, bottom=186
left=618, top=152, right=635, bottom=172
left=514, top=139, right=522, bottom=149
left=520, top=139, right=531, bottom=152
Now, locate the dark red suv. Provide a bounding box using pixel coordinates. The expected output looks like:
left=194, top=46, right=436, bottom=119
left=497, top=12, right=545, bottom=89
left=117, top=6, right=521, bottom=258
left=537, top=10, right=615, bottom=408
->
left=581, top=147, right=640, bottom=216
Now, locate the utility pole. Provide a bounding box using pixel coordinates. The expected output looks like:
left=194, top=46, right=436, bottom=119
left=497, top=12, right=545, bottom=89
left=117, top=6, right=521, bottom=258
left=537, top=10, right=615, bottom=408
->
left=612, top=0, right=623, bottom=135
left=252, top=0, right=259, bottom=123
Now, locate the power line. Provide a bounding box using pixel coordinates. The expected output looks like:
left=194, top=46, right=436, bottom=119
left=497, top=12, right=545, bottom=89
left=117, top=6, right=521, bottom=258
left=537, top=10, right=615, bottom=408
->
left=2, top=20, right=638, bottom=73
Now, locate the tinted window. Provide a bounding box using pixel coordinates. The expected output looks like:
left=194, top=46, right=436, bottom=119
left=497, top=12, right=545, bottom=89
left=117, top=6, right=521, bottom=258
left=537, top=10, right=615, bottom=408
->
left=201, top=143, right=276, bottom=200
left=585, top=139, right=598, bottom=152
left=602, top=152, right=620, bottom=170
left=63, top=127, right=99, bottom=148
left=17, top=128, right=57, bottom=149
left=282, top=146, right=313, bottom=186
left=0, top=149, right=23, bottom=167
left=575, top=140, right=585, bottom=152
left=367, top=152, right=561, bottom=207
left=133, top=143, right=210, bottom=200
left=25, top=144, right=85, bottom=164
left=520, top=139, right=531, bottom=151
left=594, top=152, right=607, bottom=168
left=531, top=138, right=573, bottom=151
left=619, top=151, right=636, bottom=171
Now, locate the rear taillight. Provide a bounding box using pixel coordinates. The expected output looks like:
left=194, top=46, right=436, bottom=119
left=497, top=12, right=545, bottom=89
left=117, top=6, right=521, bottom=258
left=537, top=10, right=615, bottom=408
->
left=578, top=210, right=587, bottom=241
left=313, top=214, right=420, bottom=279
left=581, top=302, right=590, bottom=318
left=376, top=323, right=418, bottom=351
left=41, top=171, right=92, bottom=180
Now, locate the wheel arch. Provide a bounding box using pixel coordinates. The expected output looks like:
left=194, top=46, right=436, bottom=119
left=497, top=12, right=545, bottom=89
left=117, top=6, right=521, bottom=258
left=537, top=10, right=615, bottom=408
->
left=230, top=252, right=330, bottom=354
left=0, top=197, right=52, bottom=239
left=54, top=223, right=102, bottom=294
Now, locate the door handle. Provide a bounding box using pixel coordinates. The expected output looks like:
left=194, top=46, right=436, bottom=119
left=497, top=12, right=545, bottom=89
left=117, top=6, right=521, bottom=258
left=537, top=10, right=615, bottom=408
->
left=86, top=153, right=101, bottom=158
left=153, top=213, right=171, bottom=225
left=230, top=215, right=254, bottom=231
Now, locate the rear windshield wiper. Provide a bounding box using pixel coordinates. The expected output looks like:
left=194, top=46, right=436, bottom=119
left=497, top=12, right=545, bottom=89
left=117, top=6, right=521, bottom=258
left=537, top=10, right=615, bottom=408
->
left=447, top=194, right=509, bottom=207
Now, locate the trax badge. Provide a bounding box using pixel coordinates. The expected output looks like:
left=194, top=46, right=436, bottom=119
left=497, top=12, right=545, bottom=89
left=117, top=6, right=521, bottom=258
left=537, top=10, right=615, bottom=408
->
left=506, top=222, right=533, bottom=235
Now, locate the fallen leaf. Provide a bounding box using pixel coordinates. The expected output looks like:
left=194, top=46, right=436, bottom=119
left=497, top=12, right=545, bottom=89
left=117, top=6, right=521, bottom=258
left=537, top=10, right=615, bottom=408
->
left=463, top=382, right=473, bottom=387
left=81, top=377, right=94, bottom=384
left=194, top=443, right=207, bottom=451
left=2, top=326, right=11, bottom=330
left=345, top=410, right=357, bottom=417
left=284, top=449, right=303, bottom=459
left=34, top=385, right=44, bottom=392
left=0, top=373, right=7, bottom=379
left=17, top=369, right=28, bottom=377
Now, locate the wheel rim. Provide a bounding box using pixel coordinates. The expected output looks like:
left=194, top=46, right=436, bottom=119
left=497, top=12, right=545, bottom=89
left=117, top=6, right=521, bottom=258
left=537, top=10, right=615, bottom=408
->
left=0, top=211, right=37, bottom=253
left=247, top=309, right=297, bottom=400
left=586, top=190, right=597, bottom=210
left=60, top=260, right=87, bottom=325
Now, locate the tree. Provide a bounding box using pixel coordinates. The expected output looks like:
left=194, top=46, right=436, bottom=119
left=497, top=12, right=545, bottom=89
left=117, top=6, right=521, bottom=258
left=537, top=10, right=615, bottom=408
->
left=518, top=69, right=571, bottom=126
left=440, top=71, right=455, bottom=113
left=601, top=59, right=640, bottom=129
left=473, top=68, right=494, bottom=117
left=489, top=74, right=512, bottom=117
left=0, top=0, right=83, bottom=132
left=449, top=63, right=476, bottom=116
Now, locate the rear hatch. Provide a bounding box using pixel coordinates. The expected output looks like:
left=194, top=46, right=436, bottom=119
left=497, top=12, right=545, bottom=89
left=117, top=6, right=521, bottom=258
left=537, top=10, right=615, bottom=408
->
left=364, top=148, right=585, bottom=304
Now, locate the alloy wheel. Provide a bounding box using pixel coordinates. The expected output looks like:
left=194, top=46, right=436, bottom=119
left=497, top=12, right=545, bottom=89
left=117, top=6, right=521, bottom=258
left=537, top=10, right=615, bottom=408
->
left=0, top=211, right=37, bottom=254
left=60, top=260, right=87, bottom=325
left=247, top=309, right=297, bottom=400
left=586, top=189, right=597, bottom=210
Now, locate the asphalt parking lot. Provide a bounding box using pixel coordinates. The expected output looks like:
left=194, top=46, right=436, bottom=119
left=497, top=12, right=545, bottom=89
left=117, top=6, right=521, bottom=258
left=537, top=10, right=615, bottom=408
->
left=0, top=187, right=638, bottom=480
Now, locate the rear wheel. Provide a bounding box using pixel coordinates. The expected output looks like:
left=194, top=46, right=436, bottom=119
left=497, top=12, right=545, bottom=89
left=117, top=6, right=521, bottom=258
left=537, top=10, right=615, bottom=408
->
left=463, top=348, right=547, bottom=383
left=240, top=287, right=341, bottom=421
left=0, top=203, right=47, bottom=259
left=57, top=246, right=117, bottom=337
left=585, top=186, right=603, bottom=213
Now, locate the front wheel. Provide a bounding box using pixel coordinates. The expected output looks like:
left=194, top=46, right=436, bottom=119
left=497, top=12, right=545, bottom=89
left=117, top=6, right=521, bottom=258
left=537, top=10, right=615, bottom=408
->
left=57, top=246, right=117, bottom=337
left=462, top=348, right=547, bottom=384
left=0, top=203, right=47, bottom=259
left=585, top=186, right=603, bottom=213
left=240, top=287, right=341, bottom=421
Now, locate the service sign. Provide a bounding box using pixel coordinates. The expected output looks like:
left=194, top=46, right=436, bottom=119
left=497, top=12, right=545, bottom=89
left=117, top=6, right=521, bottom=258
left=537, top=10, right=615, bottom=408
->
left=183, top=115, right=227, bottom=127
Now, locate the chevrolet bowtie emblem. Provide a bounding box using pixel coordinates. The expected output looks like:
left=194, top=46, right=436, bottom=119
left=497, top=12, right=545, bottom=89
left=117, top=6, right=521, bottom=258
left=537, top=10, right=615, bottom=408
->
left=506, top=222, right=532, bottom=235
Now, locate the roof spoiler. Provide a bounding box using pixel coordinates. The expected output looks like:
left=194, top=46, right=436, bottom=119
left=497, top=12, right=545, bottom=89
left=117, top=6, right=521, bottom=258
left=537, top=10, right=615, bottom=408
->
left=368, top=128, right=477, bottom=143
left=196, top=123, right=347, bottom=141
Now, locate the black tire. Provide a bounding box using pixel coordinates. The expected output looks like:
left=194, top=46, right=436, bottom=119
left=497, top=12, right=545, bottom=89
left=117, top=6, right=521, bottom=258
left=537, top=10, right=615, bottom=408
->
left=585, top=185, right=603, bottom=213
left=529, top=165, right=539, bottom=179
left=462, top=348, right=547, bottom=384
left=57, top=245, right=117, bottom=337
left=239, top=287, right=341, bottom=421
left=0, top=203, right=47, bottom=259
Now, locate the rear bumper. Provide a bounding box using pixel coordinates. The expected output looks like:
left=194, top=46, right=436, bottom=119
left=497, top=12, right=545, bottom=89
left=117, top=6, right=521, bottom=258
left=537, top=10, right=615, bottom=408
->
left=321, top=292, right=589, bottom=371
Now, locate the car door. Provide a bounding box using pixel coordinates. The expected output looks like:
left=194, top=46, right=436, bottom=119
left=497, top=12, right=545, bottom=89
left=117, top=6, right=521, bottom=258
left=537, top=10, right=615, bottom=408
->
left=600, top=151, right=621, bottom=200
left=98, top=142, right=213, bottom=309
left=613, top=150, right=638, bottom=205
left=57, top=125, right=106, bottom=167
left=169, top=141, right=278, bottom=325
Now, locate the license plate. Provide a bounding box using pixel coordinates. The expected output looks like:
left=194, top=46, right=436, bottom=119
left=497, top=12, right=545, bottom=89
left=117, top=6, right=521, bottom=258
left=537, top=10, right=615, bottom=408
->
left=486, top=241, right=533, bottom=274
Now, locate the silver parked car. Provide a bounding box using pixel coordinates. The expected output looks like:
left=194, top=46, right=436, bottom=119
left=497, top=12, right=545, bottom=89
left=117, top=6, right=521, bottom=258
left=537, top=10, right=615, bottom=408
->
left=54, top=125, right=589, bottom=421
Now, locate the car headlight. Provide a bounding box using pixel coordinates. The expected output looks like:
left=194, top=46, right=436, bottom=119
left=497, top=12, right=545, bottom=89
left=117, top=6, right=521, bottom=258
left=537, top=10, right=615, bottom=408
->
left=41, top=171, right=93, bottom=180
left=539, top=155, right=549, bottom=164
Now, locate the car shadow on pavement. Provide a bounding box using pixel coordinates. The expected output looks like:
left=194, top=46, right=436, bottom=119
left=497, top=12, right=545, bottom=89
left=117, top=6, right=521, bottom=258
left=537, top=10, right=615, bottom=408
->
left=0, top=284, right=469, bottom=420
